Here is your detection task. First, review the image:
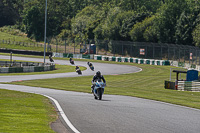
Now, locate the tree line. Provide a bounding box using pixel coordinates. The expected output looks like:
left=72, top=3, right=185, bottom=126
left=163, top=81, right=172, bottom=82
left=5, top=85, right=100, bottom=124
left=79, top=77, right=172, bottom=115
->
left=1, top=0, right=200, bottom=47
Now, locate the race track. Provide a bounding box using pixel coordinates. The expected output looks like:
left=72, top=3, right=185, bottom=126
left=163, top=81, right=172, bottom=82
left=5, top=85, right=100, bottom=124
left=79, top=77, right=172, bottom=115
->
left=1, top=55, right=200, bottom=133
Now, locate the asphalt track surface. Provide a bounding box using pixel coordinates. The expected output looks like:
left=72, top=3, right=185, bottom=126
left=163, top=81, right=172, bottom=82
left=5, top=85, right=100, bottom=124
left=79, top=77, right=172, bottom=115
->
left=1, top=55, right=200, bottom=133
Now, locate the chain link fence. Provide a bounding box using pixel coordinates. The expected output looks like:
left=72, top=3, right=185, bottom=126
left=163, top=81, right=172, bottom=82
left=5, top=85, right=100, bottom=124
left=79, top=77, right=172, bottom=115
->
left=95, top=40, right=200, bottom=65
left=1, top=38, right=200, bottom=65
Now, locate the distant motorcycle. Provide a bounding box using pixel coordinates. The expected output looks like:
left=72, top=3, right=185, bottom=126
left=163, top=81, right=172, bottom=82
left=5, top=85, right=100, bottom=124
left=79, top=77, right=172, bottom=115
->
left=49, top=55, right=54, bottom=62
left=76, top=68, right=82, bottom=75
left=69, top=57, right=75, bottom=65
left=92, top=79, right=106, bottom=100
left=70, top=60, right=75, bottom=65
left=75, top=66, right=82, bottom=75
left=87, top=62, right=94, bottom=71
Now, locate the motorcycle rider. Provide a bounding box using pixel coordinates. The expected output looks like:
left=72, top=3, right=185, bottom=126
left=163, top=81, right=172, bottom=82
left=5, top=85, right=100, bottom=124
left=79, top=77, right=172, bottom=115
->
left=75, top=66, right=82, bottom=75
left=87, top=62, right=93, bottom=67
left=49, top=55, right=54, bottom=62
left=69, top=57, right=75, bottom=64
left=91, top=71, right=106, bottom=93
left=69, top=57, right=72, bottom=63
left=75, top=66, right=80, bottom=70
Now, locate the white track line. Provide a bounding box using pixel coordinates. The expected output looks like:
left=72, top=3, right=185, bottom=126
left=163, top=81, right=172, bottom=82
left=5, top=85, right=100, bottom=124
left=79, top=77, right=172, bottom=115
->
left=38, top=93, right=81, bottom=133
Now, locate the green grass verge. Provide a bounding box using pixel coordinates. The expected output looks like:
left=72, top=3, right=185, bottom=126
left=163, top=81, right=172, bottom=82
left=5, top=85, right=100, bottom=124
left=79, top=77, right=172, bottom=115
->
left=6, top=61, right=200, bottom=110
left=0, top=89, right=56, bottom=133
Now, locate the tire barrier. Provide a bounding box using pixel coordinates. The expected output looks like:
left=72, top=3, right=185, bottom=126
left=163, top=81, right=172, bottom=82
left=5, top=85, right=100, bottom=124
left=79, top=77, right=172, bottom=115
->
left=52, top=52, right=199, bottom=70
left=0, top=61, right=55, bottom=73
left=94, top=55, right=171, bottom=66
left=53, top=52, right=94, bottom=59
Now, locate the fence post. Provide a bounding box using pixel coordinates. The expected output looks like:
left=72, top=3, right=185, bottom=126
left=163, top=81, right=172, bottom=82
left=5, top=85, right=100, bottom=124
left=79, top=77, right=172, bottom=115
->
left=74, top=40, right=75, bottom=54
left=174, top=48, right=176, bottom=61
left=122, top=43, right=123, bottom=56
left=189, top=49, right=190, bottom=64
left=112, top=41, right=115, bottom=56
left=179, top=47, right=180, bottom=62
left=184, top=49, right=185, bottom=62
left=199, top=50, right=200, bottom=65
left=10, top=52, right=12, bottom=65
left=65, top=39, right=66, bottom=54
left=56, top=39, right=58, bottom=53
left=196, top=50, right=197, bottom=65
left=153, top=44, right=155, bottom=59
left=160, top=45, right=162, bottom=60
left=130, top=44, right=132, bottom=57
left=145, top=45, right=147, bottom=58
left=168, top=45, right=170, bottom=60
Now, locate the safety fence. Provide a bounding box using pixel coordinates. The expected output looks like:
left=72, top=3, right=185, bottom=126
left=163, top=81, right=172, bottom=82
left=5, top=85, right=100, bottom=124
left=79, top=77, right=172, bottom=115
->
left=52, top=52, right=200, bottom=70
left=1, top=38, right=200, bottom=66
left=94, top=55, right=170, bottom=66
left=53, top=52, right=94, bottom=59
left=178, top=81, right=200, bottom=91
left=0, top=39, right=44, bottom=48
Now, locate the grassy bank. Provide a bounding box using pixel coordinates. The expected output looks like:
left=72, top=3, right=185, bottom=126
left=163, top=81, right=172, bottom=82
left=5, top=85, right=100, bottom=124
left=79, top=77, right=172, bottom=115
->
left=0, top=43, right=45, bottom=52
left=7, top=61, right=200, bottom=110
left=0, top=89, right=56, bottom=133
left=0, top=31, right=45, bottom=51
left=0, top=31, right=32, bottom=42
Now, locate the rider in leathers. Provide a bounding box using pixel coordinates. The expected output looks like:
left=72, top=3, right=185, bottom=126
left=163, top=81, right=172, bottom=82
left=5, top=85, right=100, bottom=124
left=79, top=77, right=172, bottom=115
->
left=87, top=62, right=93, bottom=67
left=91, top=71, right=106, bottom=93
left=69, top=57, right=72, bottom=63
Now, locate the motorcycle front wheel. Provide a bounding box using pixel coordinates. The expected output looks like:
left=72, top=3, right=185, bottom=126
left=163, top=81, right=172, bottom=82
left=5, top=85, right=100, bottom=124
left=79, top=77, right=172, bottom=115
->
left=98, top=88, right=102, bottom=100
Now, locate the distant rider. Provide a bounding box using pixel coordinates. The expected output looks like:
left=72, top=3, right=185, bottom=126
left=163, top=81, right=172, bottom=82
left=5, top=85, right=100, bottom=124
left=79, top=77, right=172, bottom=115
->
left=91, top=71, right=106, bottom=93
left=69, top=57, right=72, bottom=63
left=87, top=62, right=93, bottom=67
left=49, top=55, right=54, bottom=62
left=69, top=57, right=75, bottom=65
left=75, top=66, right=80, bottom=70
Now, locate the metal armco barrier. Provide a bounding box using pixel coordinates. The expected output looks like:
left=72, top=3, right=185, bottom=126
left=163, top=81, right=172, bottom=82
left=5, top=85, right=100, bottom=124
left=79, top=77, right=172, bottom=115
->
left=178, top=81, right=200, bottom=91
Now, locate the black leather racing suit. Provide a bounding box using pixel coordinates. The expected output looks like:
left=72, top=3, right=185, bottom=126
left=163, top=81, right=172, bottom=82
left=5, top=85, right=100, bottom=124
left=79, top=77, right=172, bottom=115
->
left=91, top=75, right=106, bottom=92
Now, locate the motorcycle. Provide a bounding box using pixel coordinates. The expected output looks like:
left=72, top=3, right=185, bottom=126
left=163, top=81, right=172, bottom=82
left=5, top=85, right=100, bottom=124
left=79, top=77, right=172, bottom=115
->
left=70, top=60, right=75, bottom=65
left=92, top=79, right=106, bottom=100
left=49, top=58, right=54, bottom=62
left=87, top=62, right=94, bottom=71
left=76, top=68, right=82, bottom=75
left=49, top=55, right=54, bottom=62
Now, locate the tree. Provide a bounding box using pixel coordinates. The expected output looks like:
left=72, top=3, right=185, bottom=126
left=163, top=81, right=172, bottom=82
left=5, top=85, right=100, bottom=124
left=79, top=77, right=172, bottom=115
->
left=71, top=6, right=102, bottom=41
left=0, top=0, right=23, bottom=27
left=151, top=0, right=187, bottom=43
left=192, top=23, right=200, bottom=47
left=175, top=0, right=200, bottom=45
left=175, top=12, right=199, bottom=45
left=23, top=6, right=44, bottom=41
left=129, top=15, right=156, bottom=42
